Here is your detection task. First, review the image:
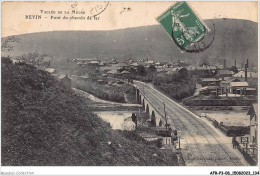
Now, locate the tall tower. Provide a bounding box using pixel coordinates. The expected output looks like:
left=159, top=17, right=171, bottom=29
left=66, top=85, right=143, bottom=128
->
left=245, top=64, right=248, bottom=81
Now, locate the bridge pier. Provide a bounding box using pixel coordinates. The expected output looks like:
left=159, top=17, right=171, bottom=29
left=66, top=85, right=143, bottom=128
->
left=142, top=98, right=145, bottom=111
left=134, top=87, right=162, bottom=127
left=146, top=104, right=150, bottom=116
left=136, top=89, right=140, bottom=104
left=151, top=111, right=156, bottom=127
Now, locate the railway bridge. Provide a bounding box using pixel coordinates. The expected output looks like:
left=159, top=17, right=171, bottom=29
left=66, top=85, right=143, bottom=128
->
left=132, top=80, right=249, bottom=166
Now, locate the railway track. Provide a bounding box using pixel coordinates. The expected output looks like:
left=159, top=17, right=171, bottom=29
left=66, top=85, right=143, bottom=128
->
left=135, top=81, right=246, bottom=166
left=139, top=86, right=210, bottom=165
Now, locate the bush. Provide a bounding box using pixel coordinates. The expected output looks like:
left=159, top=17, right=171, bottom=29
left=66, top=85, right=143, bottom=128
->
left=156, top=81, right=195, bottom=101
left=74, top=79, right=125, bottom=103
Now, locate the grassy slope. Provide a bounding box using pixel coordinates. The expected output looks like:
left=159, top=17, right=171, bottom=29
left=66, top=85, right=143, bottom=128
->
left=1, top=59, right=178, bottom=166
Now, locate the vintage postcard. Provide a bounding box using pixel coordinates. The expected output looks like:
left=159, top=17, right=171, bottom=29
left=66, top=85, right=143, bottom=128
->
left=1, top=1, right=259, bottom=175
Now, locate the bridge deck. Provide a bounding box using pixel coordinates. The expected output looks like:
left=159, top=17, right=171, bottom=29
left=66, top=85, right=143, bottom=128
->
left=134, top=81, right=249, bottom=166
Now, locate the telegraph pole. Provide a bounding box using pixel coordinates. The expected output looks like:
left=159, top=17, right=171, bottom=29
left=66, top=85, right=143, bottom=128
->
left=177, top=130, right=181, bottom=149
left=163, top=102, right=168, bottom=130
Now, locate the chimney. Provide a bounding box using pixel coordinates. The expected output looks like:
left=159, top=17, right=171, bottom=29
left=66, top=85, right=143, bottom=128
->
left=224, top=59, right=226, bottom=69
left=245, top=63, right=248, bottom=81
left=226, top=88, right=228, bottom=97
left=235, top=60, right=236, bottom=67
left=247, top=59, right=249, bottom=67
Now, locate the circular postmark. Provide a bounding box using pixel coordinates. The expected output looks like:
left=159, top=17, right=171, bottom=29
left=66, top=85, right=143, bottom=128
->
left=67, top=1, right=109, bottom=17
left=172, top=20, right=215, bottom=53
left=181, top=21, right=215, bottom=53
left=89, top=1, right=110, bottom=17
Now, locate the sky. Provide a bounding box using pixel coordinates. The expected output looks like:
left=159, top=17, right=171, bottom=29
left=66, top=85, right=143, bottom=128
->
left=1, top=1, right=258, bottom=37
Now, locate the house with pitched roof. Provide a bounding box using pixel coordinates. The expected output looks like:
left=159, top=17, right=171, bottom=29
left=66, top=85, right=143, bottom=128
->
left=200, top=78, right=220, bottom=87
left=216, top=69, right=233, bottom=78
left=220, top=77, right=241, bottom=94
left=229, top=82, right=249, bottom=94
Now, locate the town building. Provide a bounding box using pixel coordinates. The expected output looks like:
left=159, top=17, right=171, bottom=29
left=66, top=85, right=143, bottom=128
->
left=121, top=70, right=130, bottom=79
left=246, top=88, right=257, bottom=95
left=107, top=69, right=121, bottom=78
left=201, top=78, right=220, bottom=87
left=234, top=71, right=258, bottom=79
left=216, top=69, right=233, bottom=78
left=229, top=82, right=249, bottom=94
left=220, top=78, right=241, bottom=94
left=117, top=62, right=130, bottom=70
left=45, top=68, right=56, bottom=74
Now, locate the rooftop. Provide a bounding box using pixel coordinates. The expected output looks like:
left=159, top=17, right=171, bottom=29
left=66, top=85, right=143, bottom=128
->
left=45, top=68, right=55, bottom=73
left=201, top=78, right=219, bottom=82
left=221, top=77, right=241, bottom=84
left=230, top=82, right=249, bottom=87
left=246, top=88, right=257, bottom=90
left=107, top=70, right=120, bottom=74
left=217, top=69, right=233, bottom=75
left=90, top=61, right=99, bottom=64
left=131, top=63, right=139, bottom=66
left=121, top=70, right=130, bottom=74
left=207, top=85, right=220, bottom=90
left=73, top=58, right=98, bottom=61
left=117, top=62, right=129, bottom=67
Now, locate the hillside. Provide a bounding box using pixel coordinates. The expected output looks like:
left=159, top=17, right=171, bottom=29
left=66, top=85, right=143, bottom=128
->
left=2, top=18, right=258, bottom=68
left=1, top=57, right=178, bottom=166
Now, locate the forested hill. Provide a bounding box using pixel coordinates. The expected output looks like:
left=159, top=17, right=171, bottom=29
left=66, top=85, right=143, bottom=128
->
left=1, top=58, right=178, bottom=166
left=3, top=18, right=258, bottom=67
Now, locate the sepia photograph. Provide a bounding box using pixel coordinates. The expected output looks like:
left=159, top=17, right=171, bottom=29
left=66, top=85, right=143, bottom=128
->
left=1, top=1, right=259, bottom=175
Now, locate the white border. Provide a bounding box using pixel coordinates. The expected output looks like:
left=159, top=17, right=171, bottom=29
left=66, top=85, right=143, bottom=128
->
left=1, top=166, right=260, bottom=176
left=1, top=0, right=259, bottom=176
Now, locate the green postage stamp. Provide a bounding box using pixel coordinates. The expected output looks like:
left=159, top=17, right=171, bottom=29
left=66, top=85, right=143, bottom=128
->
left=157, top=1, right=208, bottom=51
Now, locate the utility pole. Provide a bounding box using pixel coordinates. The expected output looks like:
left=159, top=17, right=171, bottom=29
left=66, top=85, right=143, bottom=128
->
left=163, top=102, right=168, bottom=130
left=245, top=63, right=248, bottom=81
left=177, top=130, right=181, bottom=149
left=179, top=134, right=181, bottom=149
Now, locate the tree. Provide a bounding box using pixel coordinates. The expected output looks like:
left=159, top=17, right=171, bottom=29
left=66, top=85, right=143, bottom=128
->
left=177, top=67, right=189, bottom=80
left=148, top=65, right=157, bottom=73
left=131, top=113, right=137, bottom=128
left=148, top=65, right=157, bottom=81
left=151, top=111, right=156, bottom=127
left=136, top=65, right=147, bottom=76
left=2, top=57, right=12, bottom=65
left=129, top=67, right=136, bottom=78
left=229, top=66, right=238, bottom=73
